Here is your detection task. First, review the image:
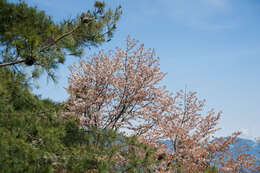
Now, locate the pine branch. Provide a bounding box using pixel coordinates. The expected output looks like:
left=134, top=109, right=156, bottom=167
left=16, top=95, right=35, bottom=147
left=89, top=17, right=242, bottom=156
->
left=0, top=59, right=26, bottom=67
left=39, top=24, right=81, bottom=53
left=0, top=24, right=81, bottom=68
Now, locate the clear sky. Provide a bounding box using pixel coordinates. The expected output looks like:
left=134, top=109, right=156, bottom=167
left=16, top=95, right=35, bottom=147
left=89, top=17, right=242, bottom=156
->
left=23, top=0, right=260, bottom=140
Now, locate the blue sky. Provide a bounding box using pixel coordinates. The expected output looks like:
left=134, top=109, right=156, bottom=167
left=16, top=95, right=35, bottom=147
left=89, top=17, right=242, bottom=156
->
left=24, top=0, right=260, bottom=140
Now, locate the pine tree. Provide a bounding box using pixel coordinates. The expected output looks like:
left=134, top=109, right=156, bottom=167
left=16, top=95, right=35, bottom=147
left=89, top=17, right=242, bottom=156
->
left=0, top=0, right=121, bottom=81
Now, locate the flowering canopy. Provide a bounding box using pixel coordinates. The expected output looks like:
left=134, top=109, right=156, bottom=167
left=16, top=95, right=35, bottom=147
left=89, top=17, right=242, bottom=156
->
left=65, top=37, right=259, bottom=172
left=66, top=37, right=170, bottom=135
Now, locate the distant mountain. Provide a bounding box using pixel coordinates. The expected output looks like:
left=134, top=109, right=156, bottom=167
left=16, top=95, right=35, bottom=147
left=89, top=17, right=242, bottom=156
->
left=161, top=138, right=260, bottom=159
left=229, top=138, right=260, bottom=159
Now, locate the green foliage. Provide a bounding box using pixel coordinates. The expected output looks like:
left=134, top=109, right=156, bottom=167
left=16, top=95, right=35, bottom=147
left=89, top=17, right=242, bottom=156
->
left=0, top=114, right=158, bottom=172
left=204, top=167, right=218, bottom=173
left=0, top=68, right=62, bottom=172
left=0, top=68, right=47, bottom=112
left=0, top=0, right=121, bottom=81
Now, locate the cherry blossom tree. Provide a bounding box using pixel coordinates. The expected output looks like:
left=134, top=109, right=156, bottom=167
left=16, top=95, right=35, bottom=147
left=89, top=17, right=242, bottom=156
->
left=65, top=36, right=171, bottom=135
left=65, top=37, right=259, bottom=172
left=143, top=90, right=259, bottom=172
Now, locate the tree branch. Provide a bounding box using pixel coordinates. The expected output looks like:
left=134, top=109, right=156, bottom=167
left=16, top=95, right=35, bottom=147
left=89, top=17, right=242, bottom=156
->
left=39, top=24, right=81, bottom=53
left=0, top=59, right=26, bottom=67
left=0, top=18, right=114, bottom=68
left=0, top=24, right=81, bottom=68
